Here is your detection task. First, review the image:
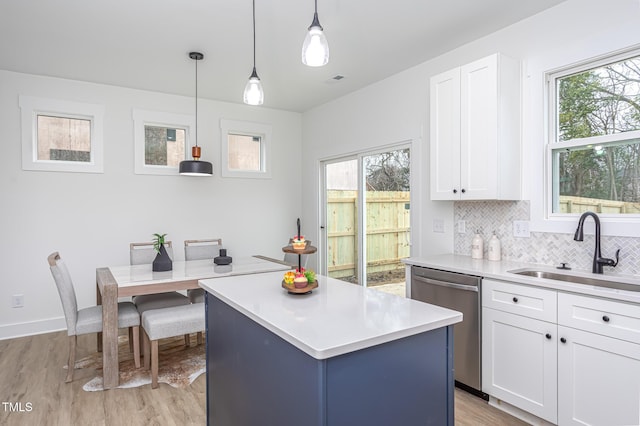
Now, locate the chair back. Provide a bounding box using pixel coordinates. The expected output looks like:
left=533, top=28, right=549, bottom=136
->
left=130, top=241, right=173, bottom=265
left=184, top=238, right=223, bottom=261
left=47, top=252, right=78, bottom=336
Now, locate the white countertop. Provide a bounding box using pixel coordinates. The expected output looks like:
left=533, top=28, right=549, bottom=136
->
left=109, top=256, right=290, bottom=289
left=403, top=254, right=640, bottom=304
left=199, top=271, right=462, bottom=360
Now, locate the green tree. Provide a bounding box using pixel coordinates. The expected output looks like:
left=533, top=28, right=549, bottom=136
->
left=557, top=56, right=640, bottom=203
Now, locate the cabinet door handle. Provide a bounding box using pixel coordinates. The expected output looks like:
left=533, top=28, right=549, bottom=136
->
left=461, top=188, right=466, bottom=193
left=602, top=315, right=610, bottom=322
left=512, top=297, right=518, bottom=303
left=545, top=333, right=552, bottom=340
left=453, top=189, right=458, bottom=194
left=560, top=337, right=567, bottom=343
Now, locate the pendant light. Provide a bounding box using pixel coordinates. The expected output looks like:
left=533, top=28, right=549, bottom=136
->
left=179, top=52, right=213, bottom=176
left=243, top=0, right=264, bottom=105
left=301, top=0, right=329, bottom=67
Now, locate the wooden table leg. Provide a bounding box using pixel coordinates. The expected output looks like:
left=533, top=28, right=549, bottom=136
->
left=96, top=282, right=102, bottom=352
left=97, top=267, right=119, bottom=389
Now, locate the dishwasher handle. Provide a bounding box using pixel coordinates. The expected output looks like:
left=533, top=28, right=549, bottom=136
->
left=412, top=275, right=479, bottom=292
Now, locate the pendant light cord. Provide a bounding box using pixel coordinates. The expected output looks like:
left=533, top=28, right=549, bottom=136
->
left=252, top=0, right=256, bottom=69
left=194, top=56, right=199, bottom=148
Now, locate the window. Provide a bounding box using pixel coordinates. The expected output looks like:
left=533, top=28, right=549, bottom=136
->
left=228, top=134, right=261, bottom=172
left=133, top=109, right=194, bottom=175
left=220, top=119, right=271, bottom=178
left=548, top=48, right=640, bottom=216
left=19, top=96, right=104, bottom=173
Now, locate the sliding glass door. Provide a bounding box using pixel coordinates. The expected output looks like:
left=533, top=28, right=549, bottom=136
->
left=323, top=158, right=360, bottom=284
left=321, top=145, right=410, bottom=295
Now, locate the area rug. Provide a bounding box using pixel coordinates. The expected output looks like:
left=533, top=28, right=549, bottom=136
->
left=69, top=334, right=205, bottom=391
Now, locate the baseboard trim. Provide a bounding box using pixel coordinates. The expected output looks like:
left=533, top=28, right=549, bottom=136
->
left=0, top=317, right=66, bottom=340
left=488, top=396, right=556, bottom=426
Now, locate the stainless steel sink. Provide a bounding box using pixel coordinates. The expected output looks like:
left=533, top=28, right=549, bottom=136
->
left=508, top=268, right=640, bottom=292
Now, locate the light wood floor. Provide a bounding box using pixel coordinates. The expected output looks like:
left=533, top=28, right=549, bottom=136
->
left=0, top=331, right=527, bottom=425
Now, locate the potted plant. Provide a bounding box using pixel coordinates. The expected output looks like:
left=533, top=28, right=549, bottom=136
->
left=152, top=233, right=172, bottom=272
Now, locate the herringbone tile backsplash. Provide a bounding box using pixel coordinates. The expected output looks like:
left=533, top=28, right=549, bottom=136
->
left=454, top=201, right=640, bottom=276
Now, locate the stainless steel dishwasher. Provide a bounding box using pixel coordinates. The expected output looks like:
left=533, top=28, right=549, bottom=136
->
left=410, top=265, right=486, bottom=398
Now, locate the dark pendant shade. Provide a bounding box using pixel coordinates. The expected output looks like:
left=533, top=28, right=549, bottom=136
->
left=179, top=159, right=213, bottom=176
left=179, top=51, right=213, bottom=177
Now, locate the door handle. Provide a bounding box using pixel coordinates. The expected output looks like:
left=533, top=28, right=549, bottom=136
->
left=412, top=275, right=479, bottom=292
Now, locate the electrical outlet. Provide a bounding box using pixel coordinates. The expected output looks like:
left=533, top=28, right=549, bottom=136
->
left=433, top=218, right=445, bottom=233
left=12, top=294, right=24, bottom=308
left=457, top=220, right=466, bottom=234
left=513, top=220, right=531, bottom=238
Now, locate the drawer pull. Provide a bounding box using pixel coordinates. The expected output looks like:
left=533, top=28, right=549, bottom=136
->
left=545, top=333, right=552, bottom=340
left=512, top=297, right=518, bottom=303
left=602, top=315, right=610, bottom=322
left=560, top=337, right=567, bottom=344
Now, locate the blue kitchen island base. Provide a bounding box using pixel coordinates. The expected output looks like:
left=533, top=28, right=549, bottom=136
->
left=206, top=294, right=455, bottom=426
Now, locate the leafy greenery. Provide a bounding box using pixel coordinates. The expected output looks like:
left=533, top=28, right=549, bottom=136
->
left=304, top=269, right=316, bottom=283
left=152, top=233, right=167, bottom=253
left=556, top=54, right=640, bottom=208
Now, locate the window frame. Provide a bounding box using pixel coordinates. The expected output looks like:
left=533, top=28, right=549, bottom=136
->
left=545, top=46, right=640, bottom=220
left=19, top=95, right=105, bottom=173
left=220, top=119, right=272, bottom=179
left=133, top=109, right=195, bottom=176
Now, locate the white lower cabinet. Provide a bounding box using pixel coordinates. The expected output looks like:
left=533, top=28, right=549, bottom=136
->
left=557, top=325, right=640, bottom=426
left=482, top=278, right=640, bottom=425
left=482, top=308, right=558, bottom=423
left=557, top=291, right=640, bottom=426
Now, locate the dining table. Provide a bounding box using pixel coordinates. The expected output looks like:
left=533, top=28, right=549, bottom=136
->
left=95, top=255, right=291, bottom=389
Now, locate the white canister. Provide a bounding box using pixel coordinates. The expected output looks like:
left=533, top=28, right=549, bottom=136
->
left=471, top=232, right=484, bottom=259
left=488, top=232, right=501, bottom=261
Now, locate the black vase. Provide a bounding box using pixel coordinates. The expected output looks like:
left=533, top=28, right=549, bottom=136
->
left=214, top=248, right=232, bottom=265
left=152, top=244, right=173, bottom=272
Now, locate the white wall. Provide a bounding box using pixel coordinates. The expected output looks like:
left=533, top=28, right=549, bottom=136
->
left=0, top=70, right=302, bottom=339
left=4, top=0, right=640, bottom=339
left=301, top=58, right=452, bottom=269
left=300, top=0, right=640, bottom=269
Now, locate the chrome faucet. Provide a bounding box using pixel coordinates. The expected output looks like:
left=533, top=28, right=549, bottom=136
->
left=573, top=211, right=619, bottom=274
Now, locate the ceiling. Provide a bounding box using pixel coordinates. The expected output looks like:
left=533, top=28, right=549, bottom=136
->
left=1, top=0, right=567, bottom=112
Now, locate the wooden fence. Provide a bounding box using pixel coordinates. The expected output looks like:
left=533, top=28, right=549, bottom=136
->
left=559, top=196, right=640, bottom=214
left=326, top=190, right=410, bottom=279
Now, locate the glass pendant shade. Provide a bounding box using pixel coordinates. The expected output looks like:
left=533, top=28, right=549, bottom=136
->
left=243, top=67, right=264, bottom=106
left=302, top=13, right=329, bottom=67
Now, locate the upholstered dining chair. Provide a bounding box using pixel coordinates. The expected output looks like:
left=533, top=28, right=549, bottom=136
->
left=130, top=240, right=174, bottom=265
left=129, top=241, right=191, bottom=348
left=141, top=303, right=205, bottom=389
left=129, top=241, right=190, bottom=312
left=184, top=238, right=223, bottom=304
left=48, top=252, right=141, bottom=383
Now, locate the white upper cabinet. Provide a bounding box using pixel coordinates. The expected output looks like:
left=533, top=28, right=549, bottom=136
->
left=430, top=53, right=521, bottom=200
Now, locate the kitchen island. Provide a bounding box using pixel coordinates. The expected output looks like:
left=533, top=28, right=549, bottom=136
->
left=199, top=271, right=462, bottom=426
